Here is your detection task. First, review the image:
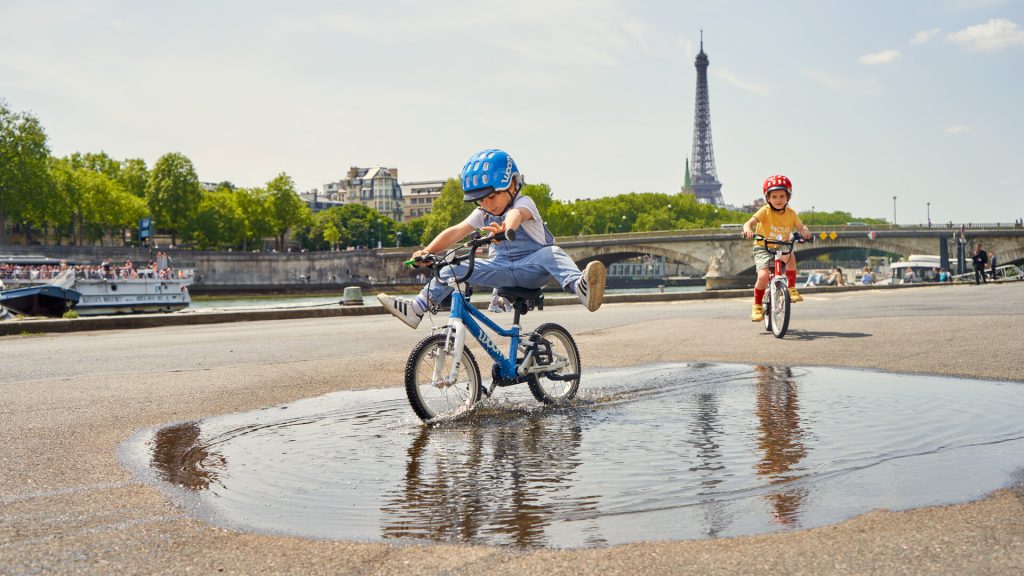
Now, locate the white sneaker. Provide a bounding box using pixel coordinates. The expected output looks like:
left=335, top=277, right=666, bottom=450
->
left=576, top=261, right=606, bottom=312
left=377, top=293, right=424, bottom=329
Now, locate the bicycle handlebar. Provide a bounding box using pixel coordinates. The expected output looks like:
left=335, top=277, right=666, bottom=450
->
left=751, top=232, right=812, bottom=254
left=405, top=228, right=517, bottom=284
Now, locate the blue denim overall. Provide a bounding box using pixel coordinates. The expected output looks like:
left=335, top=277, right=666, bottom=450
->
left=419, top=209, right=583, bottom=306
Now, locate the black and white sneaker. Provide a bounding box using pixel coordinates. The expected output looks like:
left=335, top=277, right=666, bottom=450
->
left=575, top=261, right=606, bottom=312
left=377, top=293, right=424, bottom=329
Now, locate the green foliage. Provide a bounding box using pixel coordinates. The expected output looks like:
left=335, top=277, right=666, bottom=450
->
left=184, top=189, right=245, bottom=249
left=146, top=152, right=202, bottom=245
left=50, top=157, right=146, bottom=246
left=800, top=210, right=887, bottom=226
left=235, top=187, right=273, bottom=251
left=0, top=100, right=53, bottom=242
left=543, top=192, right=751, bottom=236
left=266, top=173, right=311, bottom=251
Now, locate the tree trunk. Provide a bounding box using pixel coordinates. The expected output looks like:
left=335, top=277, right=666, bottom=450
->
left=0, top=208, right=7, bottom=244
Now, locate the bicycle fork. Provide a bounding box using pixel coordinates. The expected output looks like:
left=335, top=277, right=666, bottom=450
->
left=431, top=320, right=469, bottom=390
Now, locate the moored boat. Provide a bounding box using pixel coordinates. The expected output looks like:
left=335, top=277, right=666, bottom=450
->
left=0, top=284, right=81, bottom=317
left=72, top=269, right=192, bottom=315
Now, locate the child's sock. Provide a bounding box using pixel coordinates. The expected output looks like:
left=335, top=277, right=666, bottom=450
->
left=413, top=295, right=429, bottom=315
left=754, top=288, right=765, bottom=304
left=786, top=270, right=797, bottom=286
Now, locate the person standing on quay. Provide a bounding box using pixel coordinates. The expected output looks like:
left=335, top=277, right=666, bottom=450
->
left=971, top=243, right=988, bottom=285
left=989, top=251, right=997, bottom=281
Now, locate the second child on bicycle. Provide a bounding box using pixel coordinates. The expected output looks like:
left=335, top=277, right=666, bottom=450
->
left=378, top=148, right=607, bottom=329
left=741, top=174, right=812, bottom=322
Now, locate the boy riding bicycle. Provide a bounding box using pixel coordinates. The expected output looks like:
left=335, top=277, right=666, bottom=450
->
left=378, top=148, right=606, bottom=329
left=741, top=174, right=811, bottom=322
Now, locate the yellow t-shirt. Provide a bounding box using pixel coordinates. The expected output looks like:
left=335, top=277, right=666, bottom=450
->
left=753, top=205, right=803, bottom=244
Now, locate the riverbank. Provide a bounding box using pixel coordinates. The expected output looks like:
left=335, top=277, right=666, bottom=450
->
left=2, top=283, right=1022, bottom=575
left=0, top=282, right=948, bottom=336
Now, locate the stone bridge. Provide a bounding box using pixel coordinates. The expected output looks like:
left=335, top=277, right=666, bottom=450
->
left=371, top=224, right=1024, bottom=290
left=5, top=225, right=1022, bottom=291
left=558, top=225, right=1024, bottom=289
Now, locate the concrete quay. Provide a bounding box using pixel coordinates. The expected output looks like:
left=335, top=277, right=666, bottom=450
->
left=0, top=282, right=930, bottom=336
left=1, top=282, right=1022, bottom=575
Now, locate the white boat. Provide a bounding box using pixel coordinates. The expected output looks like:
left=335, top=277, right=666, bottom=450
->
left=881, top=255, right=945, bottom=285
left=70, top=268, right=193, bottom=316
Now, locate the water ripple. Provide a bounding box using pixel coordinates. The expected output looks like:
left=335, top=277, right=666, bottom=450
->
left=120, top=363, right=1024, bottom=548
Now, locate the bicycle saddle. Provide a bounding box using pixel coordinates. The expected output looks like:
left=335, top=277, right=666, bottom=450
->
left=496, top=287, right=544, bottom=314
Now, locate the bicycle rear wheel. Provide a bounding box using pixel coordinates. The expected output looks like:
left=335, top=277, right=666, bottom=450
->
left=527, top=323, right=581, bottom=404
left=770, top=281, right=791, bottom=338
left=405, top=333, right=481, bottom=421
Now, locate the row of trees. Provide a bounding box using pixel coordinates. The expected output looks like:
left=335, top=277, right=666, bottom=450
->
left=2, top=100, right=885, bottom=252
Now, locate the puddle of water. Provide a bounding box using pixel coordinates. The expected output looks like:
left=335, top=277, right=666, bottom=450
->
left=119, top=364, right=1024, bottom=548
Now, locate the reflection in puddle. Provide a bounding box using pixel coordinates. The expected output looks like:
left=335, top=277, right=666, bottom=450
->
left=121, top=364, right=1024, bottom=548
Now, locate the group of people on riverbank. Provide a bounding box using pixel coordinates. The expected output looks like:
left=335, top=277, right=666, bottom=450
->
left=0, top=256, right=188, bottom=285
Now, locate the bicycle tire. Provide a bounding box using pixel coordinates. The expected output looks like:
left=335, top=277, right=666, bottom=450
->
left=762, top=290, right=773, bottom=332
left=770, top=281, right=791, bottom=338
left=527, top=323, right=581, bottom=404
left=405, top=333, right=481, bottom=421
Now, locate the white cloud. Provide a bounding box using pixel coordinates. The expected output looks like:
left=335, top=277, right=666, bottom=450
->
left=713, top=69, right=770, bottom=96
left=946, top=18, right=1024, bottom=51
left=945, top=125, right=973, bottom=134
left=910, top=28, right=942, bottom=44
left=858, top=49, right=901, bottom=65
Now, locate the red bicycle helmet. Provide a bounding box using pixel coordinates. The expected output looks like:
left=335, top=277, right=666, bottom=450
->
left=763, top=174, right=792, bottom=197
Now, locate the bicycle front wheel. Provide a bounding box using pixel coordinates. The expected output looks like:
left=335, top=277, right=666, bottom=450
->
left=770, top=282, right=791, bottom=338
left=762, top=290, right=773, bottom=332
left=405, top=333, right=481, bottom=421
left=527, top=323, right=581, bottom=404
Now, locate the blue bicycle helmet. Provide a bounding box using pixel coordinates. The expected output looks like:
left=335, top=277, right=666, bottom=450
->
left=461, top=149, right=521, bottom=202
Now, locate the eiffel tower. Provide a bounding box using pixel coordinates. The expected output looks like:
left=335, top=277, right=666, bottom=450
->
left=687, top=32, right=724, bottom=205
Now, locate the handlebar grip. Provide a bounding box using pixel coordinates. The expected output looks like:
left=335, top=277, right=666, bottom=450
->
left=495, top=228, right=516, bottom=242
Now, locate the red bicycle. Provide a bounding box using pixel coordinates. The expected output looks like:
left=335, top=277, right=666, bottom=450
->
left=753, top=232, right=810, bottom=338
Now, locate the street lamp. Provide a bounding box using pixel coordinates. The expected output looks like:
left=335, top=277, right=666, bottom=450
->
left=621, top=215, right=627, bottom=232
left=892, top=196, right=897, bottom=226
left=396, top=231, right=402, bottom=248
left=375, top=218, right=382, bottom=249
left=927, top=202, right=931, bottom=228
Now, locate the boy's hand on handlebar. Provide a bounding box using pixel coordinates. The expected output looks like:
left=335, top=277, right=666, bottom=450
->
left=481, top=222, right=505, bottom=243
left=404, top=250, right=434, bottom=267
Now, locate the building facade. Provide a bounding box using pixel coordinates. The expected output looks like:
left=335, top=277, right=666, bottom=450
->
left=401, top=179, right=446, bottom=221
left=306, top=166, right=406, bottom=221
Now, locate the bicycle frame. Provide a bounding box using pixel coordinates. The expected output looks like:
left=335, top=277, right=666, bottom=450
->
left=443, top=290, right=521, bottom=383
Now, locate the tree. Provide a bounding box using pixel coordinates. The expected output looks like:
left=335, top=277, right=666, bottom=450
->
left=118, top=158, right=149, bottom=198
left=146, top=152, right=202, bottom=246
left=184, top=189, right=245, bottom=250
left=0, top=101, right=53, bottom=243
left=265, top=172, right=311, bottom=251
left=235, top=187, right=274, bottom=251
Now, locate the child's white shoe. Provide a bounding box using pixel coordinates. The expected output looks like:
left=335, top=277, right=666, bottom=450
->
left=576, top=261, right=606, bottom=312
left=378, top=293, right=424, bottom=329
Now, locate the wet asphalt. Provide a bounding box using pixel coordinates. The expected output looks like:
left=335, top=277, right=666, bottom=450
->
left=1, top=282, right=1023, bottom=575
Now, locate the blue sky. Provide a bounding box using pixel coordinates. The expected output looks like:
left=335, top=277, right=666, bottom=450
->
left=2, top=0, right=1022, bottom=224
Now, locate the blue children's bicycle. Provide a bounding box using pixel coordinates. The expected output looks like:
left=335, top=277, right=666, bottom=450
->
left=402, top=230, right=581, bottom=421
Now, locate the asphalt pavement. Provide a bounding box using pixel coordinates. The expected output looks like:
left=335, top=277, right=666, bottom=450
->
left=1, top=282, right=1022, bottom=575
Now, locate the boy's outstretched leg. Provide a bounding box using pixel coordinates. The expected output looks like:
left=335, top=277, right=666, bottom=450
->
left=377, top=293, right=428, bottom=329
left=575, top=261, right=606, bottom=312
